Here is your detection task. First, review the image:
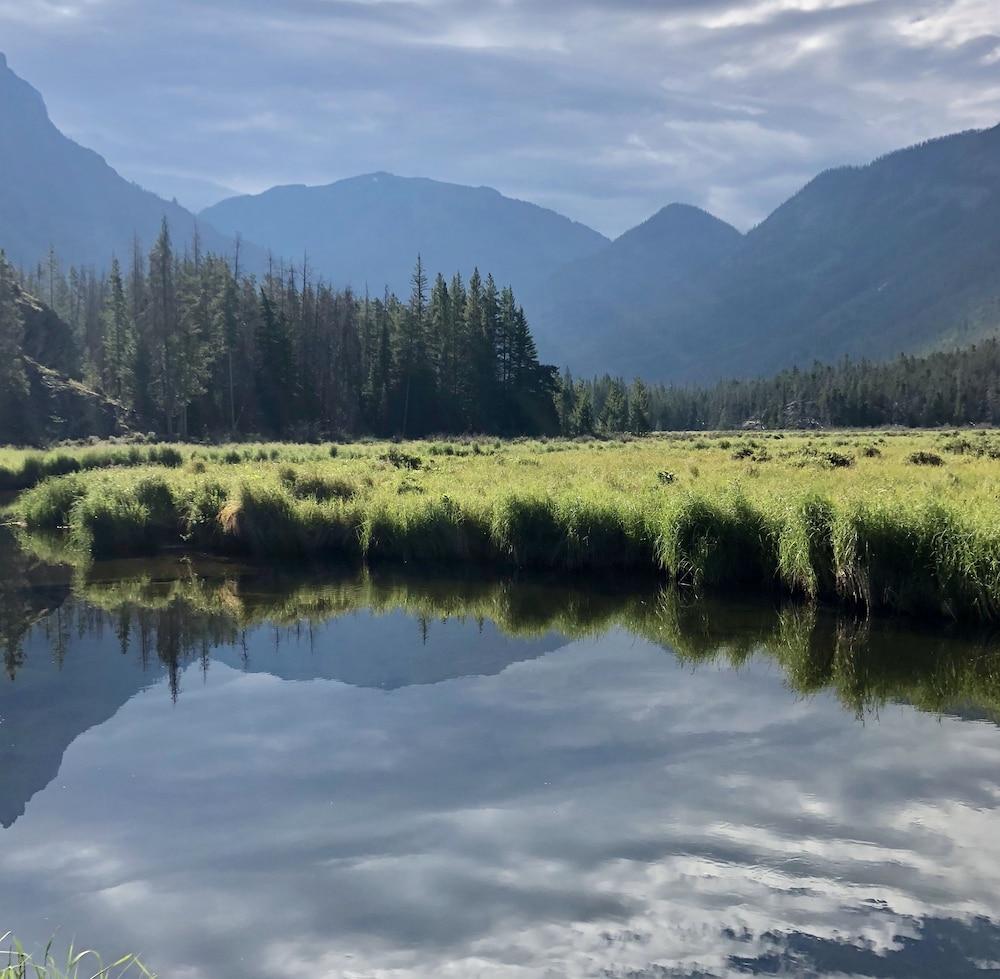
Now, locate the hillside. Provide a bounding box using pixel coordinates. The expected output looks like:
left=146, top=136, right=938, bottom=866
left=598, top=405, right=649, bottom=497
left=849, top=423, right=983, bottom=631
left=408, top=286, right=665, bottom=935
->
left=0, top=53, right=249, bottom=271
left=541, top=125, right=1000, bottom=380
left=3, top=50, right=1000, bottom=384
left=201, top=172, right=608, bottom=297
left=524, top=204, right=743, bottom=367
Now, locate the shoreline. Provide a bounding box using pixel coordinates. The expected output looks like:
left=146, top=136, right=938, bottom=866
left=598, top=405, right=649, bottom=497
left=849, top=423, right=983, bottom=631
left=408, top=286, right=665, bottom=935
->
left=5, top=431, right=1000, bottom=624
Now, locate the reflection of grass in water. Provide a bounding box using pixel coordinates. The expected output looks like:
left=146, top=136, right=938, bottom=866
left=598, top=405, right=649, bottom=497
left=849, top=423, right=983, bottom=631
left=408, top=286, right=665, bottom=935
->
left=9, top=431, right=1000, bottom=621
left=0, top=933, right=153, bottom=978
left=56, top=563, right=1000, bottom=719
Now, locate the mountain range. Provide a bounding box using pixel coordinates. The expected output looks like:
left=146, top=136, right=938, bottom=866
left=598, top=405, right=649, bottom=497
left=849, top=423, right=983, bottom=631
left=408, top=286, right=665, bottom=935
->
left=201, top=173, right=609, bottom=301
left=0, top=53, right=255, bottom=272
left=2, top=50, right=999, bottom=382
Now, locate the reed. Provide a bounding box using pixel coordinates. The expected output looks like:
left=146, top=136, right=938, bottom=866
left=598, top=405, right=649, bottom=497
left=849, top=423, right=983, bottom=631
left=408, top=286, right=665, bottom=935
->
left=0, top=934, right=153, bottom=979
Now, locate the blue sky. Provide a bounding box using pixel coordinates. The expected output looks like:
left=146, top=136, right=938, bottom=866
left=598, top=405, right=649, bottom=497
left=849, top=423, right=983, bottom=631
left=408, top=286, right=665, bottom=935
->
left=1, top=0, right=999, bottom=235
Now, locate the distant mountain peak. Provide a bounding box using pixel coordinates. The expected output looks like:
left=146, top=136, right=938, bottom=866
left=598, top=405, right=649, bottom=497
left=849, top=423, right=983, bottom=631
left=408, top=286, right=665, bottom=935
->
left=201, top=171, right=608, bottom=297
left=613, top=201, right=742, bottom=251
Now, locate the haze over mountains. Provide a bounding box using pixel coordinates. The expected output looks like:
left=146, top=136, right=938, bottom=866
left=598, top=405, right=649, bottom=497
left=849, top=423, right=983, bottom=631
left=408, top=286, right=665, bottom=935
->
left=2, top=51, right=999, bottom=383
left=0, top=53, right=251, bottom=271
left=202, top=174, right=609, bottom=301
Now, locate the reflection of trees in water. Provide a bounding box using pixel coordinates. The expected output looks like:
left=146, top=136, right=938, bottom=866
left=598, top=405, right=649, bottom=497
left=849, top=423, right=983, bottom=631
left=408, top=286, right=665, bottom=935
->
left=4, top=534, right=1000, bottom=717
left=0, top=530, right=71, bottom=680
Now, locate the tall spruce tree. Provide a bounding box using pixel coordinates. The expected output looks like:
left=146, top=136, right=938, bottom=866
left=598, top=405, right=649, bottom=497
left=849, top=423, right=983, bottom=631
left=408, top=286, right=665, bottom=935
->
left=0, top=253, right=28, bottom=441
left=102, top=257, right=135, bottom=406
left=147, top=219, right=180, bottom=435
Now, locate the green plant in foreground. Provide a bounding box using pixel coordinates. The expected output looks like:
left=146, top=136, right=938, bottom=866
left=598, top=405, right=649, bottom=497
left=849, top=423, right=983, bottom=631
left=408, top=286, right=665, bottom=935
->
left=0, top=934, right=154, bottom=979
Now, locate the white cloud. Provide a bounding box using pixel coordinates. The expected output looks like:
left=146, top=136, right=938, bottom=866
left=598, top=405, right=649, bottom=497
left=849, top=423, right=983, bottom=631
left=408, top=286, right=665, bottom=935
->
left=0, top=0, right=999, bottom=233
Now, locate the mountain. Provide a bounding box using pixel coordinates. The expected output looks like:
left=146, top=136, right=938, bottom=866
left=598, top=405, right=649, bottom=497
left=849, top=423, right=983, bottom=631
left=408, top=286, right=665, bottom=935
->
left=201, top=172, right=609, bottom=297
left=4, top=50, right=1000, bottom=384
left=681, top=124, right=1000, bottom=381
left=537, top=125, right=1000, bottom=380
left=524, top=204, right=743, bottom=368
left=0, top=53, right=248, bottom=271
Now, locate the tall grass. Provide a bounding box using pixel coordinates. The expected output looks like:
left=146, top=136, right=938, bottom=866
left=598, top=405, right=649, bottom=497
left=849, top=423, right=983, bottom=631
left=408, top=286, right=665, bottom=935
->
left=0, top=445, right=183, bottom=493
left=9, top=430, right=1000, bottom=622
left=0, top=934, right=153, bottom=979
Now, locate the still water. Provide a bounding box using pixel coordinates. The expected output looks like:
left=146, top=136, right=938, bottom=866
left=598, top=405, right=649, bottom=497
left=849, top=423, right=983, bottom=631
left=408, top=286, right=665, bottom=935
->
left=2, top=531, right=1000, bottom=977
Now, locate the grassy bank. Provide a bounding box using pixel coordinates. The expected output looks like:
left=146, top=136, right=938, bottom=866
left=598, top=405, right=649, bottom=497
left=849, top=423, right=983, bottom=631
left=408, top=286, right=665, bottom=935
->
left=7, top=430, right=1000, bottom=621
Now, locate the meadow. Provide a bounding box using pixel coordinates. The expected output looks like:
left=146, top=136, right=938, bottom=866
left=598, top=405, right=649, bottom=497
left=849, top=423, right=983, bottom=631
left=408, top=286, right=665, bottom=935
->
left=4, top=429, right=1000, bottom=622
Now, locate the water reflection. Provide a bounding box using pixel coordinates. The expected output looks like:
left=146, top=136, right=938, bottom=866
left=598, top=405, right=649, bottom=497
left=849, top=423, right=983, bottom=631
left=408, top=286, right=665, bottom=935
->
left=2, top=535, right=1000, bottom=976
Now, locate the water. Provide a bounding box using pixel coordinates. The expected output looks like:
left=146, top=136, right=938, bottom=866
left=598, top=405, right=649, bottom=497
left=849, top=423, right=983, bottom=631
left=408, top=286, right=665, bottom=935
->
left=2, top=531, right=1000, bottom=978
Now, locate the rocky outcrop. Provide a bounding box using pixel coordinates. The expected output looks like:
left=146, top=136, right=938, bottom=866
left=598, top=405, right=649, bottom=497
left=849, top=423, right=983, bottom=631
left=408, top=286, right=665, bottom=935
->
left=13, top=357, right=132, bottom=445
left=16, top=285, right=80, bottom=377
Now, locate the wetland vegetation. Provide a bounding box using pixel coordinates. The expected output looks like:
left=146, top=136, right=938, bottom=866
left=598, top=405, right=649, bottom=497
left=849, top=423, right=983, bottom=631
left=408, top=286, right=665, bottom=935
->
left=4, top=428, right=1000, bottom=622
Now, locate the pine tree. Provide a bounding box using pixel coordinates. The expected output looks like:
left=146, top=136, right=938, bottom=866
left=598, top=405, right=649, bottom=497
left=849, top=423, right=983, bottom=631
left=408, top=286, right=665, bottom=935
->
left=572, top=381, right=595, bottom=435
left=628, top=378, right=651, bottom=434
left=0, top=253, right=28, bottom=440
left=601, top=378, right=629, bottom=433
left=147, top=219, right=180, bottom=435
left=102, top=257, right=135, bottom=405
left=558, top=369, right=577, bottom=435
left=255, top=287, right=294, bottom=436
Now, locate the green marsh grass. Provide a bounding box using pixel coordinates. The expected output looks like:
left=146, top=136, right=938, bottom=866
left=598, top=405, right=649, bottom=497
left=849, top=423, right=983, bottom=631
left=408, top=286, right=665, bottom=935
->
left=8, top=430, right=1000, bottom=621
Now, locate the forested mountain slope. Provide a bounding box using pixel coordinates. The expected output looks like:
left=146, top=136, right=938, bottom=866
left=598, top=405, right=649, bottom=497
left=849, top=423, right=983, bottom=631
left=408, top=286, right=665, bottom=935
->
left=525, top=204, right=744, bottom=366
left=545, top=125, right=1000, bottom=380
left=3, top=49, right=999, bottom=386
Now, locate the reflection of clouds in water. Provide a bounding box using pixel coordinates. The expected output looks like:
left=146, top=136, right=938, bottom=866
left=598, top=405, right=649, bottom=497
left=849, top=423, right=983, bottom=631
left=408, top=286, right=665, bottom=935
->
left=2, top=629, right=1000, bottom=978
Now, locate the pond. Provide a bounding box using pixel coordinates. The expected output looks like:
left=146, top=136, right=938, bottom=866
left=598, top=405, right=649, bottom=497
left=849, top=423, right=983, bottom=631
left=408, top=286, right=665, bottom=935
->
left=2, top=528, right=1000, bottom=977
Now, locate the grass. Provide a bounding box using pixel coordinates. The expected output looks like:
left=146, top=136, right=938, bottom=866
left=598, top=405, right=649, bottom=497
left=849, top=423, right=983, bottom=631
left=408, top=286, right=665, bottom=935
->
left=0, top=444, right=183, bottom=493
left=0, top=934, right=153, bottom=979
left=6, top=429, right=1000, bottom=621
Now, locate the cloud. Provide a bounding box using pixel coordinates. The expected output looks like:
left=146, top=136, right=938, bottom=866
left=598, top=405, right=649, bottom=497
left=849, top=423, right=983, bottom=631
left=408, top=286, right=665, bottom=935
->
left=0, top=0, right=999, bottom=233
left=3, top=612, right=1000, bottom=977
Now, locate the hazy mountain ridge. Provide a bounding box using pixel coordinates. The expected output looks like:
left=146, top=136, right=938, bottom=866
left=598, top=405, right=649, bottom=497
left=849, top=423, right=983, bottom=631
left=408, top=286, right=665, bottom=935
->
left=0, top=53, right=253, bottom=271
left=202, top=172, right=610, bottom=298
left=3, top=51, right=1000, bottom=383
left=524, top=204, right=744, bottom=369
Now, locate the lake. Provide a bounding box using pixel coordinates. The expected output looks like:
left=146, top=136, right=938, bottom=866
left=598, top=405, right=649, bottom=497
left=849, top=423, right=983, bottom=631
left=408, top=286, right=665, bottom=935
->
left=2, top=528, right=1000, bottom=978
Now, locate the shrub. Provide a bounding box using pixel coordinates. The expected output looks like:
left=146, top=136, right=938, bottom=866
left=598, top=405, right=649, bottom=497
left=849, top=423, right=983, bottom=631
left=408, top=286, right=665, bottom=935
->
left=381, top=448, right=423, bottom=470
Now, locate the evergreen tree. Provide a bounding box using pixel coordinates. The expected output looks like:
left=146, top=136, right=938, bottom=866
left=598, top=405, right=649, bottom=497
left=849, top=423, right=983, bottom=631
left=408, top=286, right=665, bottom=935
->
left=628, top=378, right=651, bottom=434
left=572, top=381, right=595, bottom=435
left=600, top=378, right=629, bottom=433
left=102, top=257, right=135, bottom=405
left=147, top=219, right=180, bottom=435
left=0, top=254, right=28, bottom=440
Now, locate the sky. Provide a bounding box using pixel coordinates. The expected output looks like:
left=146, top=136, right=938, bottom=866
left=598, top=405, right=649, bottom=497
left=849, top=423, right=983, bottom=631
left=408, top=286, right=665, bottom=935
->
left=1, top=0, right=999, bottom=236
left=4, top=605, right=1000, bottom=976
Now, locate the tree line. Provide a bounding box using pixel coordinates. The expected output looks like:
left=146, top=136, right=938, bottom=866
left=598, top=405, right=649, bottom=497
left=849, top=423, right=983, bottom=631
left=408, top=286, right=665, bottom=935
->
left=2, top=221, right=559, bottom=440
left=567, top=342, right=1000, bottom=432
left=5, top=222, right=1000, bottom=442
